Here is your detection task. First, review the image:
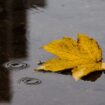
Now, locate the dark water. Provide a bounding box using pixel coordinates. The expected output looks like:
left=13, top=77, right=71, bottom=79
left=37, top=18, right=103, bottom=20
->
left=0, top=0, right=105, bottom=105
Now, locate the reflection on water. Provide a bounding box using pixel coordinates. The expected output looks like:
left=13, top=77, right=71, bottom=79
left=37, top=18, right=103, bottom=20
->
left=0, top=0, right=12, bottom=103
left=5, top=1, right=27, bottom=58
left=0, top=66, right=11, bottom=103
left=0, top=0, right=46, bottom=104
left=60, top=70, right=103, bottom=82
left=82, top=71, right=103, bottom=81
left=27, top=0, right=46, bottom=8
left=37, top=62, right=103, bottom=82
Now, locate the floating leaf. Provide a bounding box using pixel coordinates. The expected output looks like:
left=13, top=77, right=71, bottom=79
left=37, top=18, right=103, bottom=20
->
left=36, top=33, right=105, bottom=80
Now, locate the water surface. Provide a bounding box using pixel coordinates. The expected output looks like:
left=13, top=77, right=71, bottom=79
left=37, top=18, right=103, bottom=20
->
left=0, top=0, right=105, bottom=105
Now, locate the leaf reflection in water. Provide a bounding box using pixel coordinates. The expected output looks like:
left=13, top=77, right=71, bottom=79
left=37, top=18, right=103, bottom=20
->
left=36, top=62, right=103, bottom=82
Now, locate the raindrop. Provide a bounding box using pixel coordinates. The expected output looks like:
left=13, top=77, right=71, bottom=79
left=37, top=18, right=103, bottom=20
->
left=18, top=77, right=42, bottom=85
left=4, top=60, right=28, bottom=70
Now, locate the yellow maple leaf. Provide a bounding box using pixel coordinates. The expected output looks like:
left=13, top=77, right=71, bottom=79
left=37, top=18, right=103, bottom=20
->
left=36, top=33, right=105, bottom=80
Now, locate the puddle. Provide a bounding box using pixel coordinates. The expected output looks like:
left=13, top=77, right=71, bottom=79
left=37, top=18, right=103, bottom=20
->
left=0, top=0, right=105, bottom=105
